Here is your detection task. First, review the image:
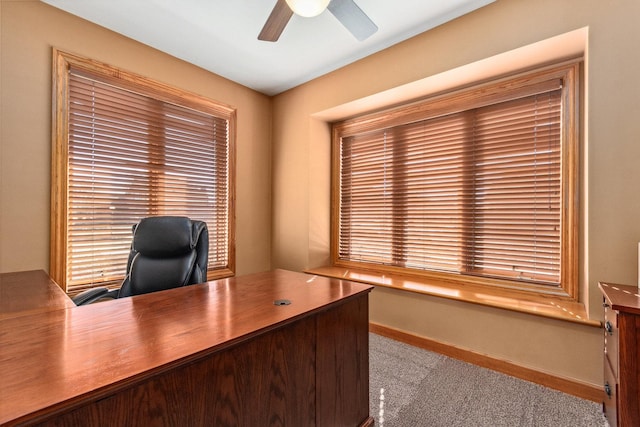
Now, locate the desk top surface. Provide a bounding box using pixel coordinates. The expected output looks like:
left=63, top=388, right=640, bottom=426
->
left=599, top=282, right=640, bottom=315
left=0, top=269, right=372, bottom=425
left=0, top=270, right=75, bottom=320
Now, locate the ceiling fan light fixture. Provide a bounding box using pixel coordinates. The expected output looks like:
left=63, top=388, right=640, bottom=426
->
left=285, top=0, right=331, bottom=17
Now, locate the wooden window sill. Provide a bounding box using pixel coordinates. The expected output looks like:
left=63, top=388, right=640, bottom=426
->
left=305, top=266, right=600, bottom=327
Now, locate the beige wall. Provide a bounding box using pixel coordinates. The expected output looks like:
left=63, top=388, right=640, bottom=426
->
left=0, top=1, right=272, bottom=276
left=271, top=0, right=640, bottom=386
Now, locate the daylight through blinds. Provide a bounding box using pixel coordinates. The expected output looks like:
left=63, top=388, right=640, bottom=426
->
left=337, top=85, right=563, bottom=286
left=66, top=69, right=230, bottom=292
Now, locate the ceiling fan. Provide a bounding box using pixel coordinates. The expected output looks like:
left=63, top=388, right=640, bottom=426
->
left=258, top=0, right=378, bottom=42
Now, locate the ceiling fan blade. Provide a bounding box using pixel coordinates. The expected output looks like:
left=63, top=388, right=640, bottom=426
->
left=327, top=0, right=378, bottom=41
left=258, top=0, right=294, bottom=42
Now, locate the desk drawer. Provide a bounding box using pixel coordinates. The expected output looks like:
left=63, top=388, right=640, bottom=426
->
left=604, top=356, right=618, bottom=427
left=604, top=297, right=619, bottom=378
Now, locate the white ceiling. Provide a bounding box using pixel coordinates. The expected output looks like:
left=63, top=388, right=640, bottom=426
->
left=41, top=0, right=495, bottom=96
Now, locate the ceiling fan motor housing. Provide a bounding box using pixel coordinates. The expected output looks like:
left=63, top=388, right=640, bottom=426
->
left=285, top=0, right=331, bottom=17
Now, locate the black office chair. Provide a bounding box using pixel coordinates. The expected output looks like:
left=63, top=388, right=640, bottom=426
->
left=72, top=216, right=209, bottom=306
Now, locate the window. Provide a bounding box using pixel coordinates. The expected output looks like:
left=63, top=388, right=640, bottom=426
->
left=332, top=62, right=579, bottom=299
left=51, top=50, right=235, bottom=294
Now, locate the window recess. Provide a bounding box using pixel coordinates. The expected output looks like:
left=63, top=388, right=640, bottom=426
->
left=331, top=61, right=580, bottom=299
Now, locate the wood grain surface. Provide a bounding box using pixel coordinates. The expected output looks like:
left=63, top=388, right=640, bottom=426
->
left=0, top=270, right=74, bottom=320
left=0, top=269, right=373, bottom=426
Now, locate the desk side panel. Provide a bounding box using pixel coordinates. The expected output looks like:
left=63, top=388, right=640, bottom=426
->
left=316, top=294, right=371, bottom=427
left=618, top=313, right=640, bottom=426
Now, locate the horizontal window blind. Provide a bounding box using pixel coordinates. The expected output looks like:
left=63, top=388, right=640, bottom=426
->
left=66, top=69, right=230, bottom=293
left=337, top=85, right=563, bottom=286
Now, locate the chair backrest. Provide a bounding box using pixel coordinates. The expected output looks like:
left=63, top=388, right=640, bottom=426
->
left=118, top=216, right=209, bottom=298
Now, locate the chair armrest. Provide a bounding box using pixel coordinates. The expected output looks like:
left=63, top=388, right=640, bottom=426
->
left=72, top=288, right=119, bottom=306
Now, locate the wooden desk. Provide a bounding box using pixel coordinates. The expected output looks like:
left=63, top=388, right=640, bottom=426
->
left=0, top=270, right=74, bottom=320
left=0, top=269, right=373, bottom=426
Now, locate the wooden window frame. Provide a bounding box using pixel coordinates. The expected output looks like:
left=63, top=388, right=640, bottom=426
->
left=331, top=61, right=580, bottom=301
left=50, top=49, right=236, bottom=293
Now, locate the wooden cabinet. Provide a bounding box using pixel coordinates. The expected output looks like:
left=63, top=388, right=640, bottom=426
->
left=599, top=282, right=640, bottom=427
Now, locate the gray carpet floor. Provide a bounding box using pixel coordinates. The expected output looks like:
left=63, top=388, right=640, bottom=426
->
left=369, top=333, right=609, bottom=427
